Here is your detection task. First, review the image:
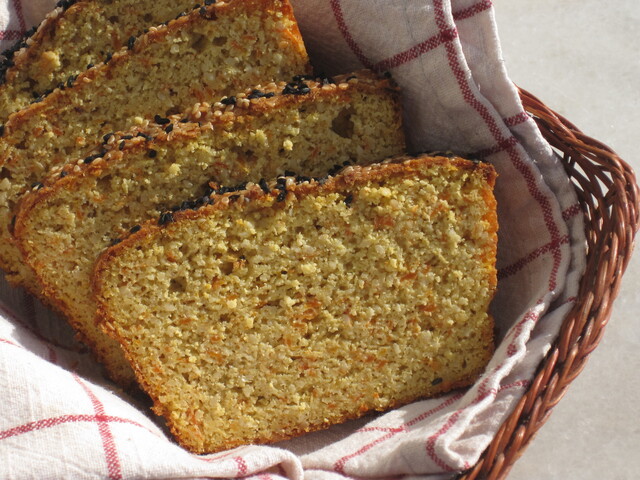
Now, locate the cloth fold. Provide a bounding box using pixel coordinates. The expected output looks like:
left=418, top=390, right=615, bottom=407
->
left=0, top=0, right=585, bottom=478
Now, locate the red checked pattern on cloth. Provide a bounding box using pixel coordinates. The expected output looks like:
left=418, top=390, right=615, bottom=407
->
left=0, top=0, right=585, bottom=478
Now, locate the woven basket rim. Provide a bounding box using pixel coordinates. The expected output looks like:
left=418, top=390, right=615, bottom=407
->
left=458, top=87, right=640, bottom=479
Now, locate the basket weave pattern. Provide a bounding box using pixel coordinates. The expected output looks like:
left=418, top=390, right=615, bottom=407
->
left=458, top=89, right=640, bottom=479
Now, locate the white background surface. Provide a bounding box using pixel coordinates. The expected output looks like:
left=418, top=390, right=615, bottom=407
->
left=492, top=1, right=640, bottom=479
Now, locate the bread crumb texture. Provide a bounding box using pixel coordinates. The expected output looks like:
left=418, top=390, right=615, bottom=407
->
left=94, top=156, right=498, bottom=453
left=13, top=75, right=404, bottom=386
left=0, top=0, right=203, bottom=122
left=0, top=0, right=309, bottom=290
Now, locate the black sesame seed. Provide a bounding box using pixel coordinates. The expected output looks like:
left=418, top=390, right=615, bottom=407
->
left=119, top=140, right=126, bottom=150
left=295, top=175, right=311, bottom=183
left=199, top=6, right=208, bottom=16
left=136, top=132, right=152, bottom=141
left=258, top=178, right=270, bottom=194
left=179, top=118, right=189, bottom=123
left=127, top=36, right=136, bottom=50
left=284, top=170, right=296, bottom=177
left=276, top=177, right=287, bottom=186
left=129, top=225, right=141, bottom=233
left=344, top=75, right=357, bottom=82
left=204, top=185, right=215, bottom=196
left=147, top=149, right=157, bottom=158
left=277, top=190, right=287, bottom=202
left=10, top=215, right=16, bottom=229
left=83, top=154, right=98, bottom=164
left=164, top=124, right=174, bottom=134
left=31, top=182, right=44, bottom=190
left=431, top=377, right=443, bottom=386
left=220, top=96, right=236, bottom=105
left=103, top=132, right=114, bottom=143
left=105, top=52, right=113, bottom=63
left=0, top=124, right=4, bottom=137
left=60, top=170, right=68, bottom=178
left=171, top=205, right=181, bottom=212
left=158, top=212, right=174, bottom=225
left=110, top=238, right=122, bottom=246
left=205, top=0, right=216, bottom=5
left=229, top=194, right=240, bottom=202
left=121, top=135, right=134, bottom=140
left=154, top=114, right=170, bottom=125
left=66, top=75, right=77, bottom=88
left=87, top=63, right=94, bottom=69
left=344, top=193, right=353, bottom=206
left=175, top=11, right=187, bottom=19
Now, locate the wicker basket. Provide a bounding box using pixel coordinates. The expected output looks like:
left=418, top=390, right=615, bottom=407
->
left=457, top=88, right=640, bottom=479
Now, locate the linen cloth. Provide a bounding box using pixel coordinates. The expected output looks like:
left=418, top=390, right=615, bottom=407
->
left=0, top=0, right=586, bottom=478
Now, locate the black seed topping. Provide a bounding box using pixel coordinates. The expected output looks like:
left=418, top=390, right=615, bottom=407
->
left=328, top=164, right=343, bottom=176
left=120, top=135, right=133, bottom=140
left=344, top=75, right=357, bottom=82
left=277, top=190, right=287, bottom=202
left=10, top=215, right=16, bottom=229
left=431, top=377, right=443, bottom=386
left=282, top=81, right=311, bottom=95
left=119, top=140, right=126, bottom=150
left=87, top=63, right=94, bottom=69
left=60, top=170, right=68, bottom=178
left=284, top=170, right=296, bottom=177
left=66, top=75, right=77, bottom=88
left=180, top=118, right=189, bottom=123
left=320, top=76, right=336, bottom=85
left=247, top=89, right=275, bottom=100
left=105, top=52, right=113, bottom=63
left=136, top=132, right=152, bottom=141
left=229, top=194, right=240, bottom=202
left=220, top=96, right=236, bottom=105
left=130, top=225, right=141, bottom=234
left=154, top=114, right=170, bottom=125
left=127, top=36, right=136, bottom=50
left=276, top=177, right=287, bottom=186
left=258, top=178, right=270, bottom=194
left=295, top=175, right=311, bottom=183
left=175, top=11, right=187, bottom=19
left=158, top=212, right=174, bottom=225
left=0, top=124, right=3, bottom=137
left=83, top=153, right=100, bottom=164
left=103, top=132, right=114, bottom=143
left=204, top=185, right=215, bottom=196
left=199, top=6, right=208, bottom=16
left=383, top=71, right=392, bottom=78
left=147, top=149, right=157, bottom=158
left=344, top=193, right=353, bottom=206
left=205, top=0, right=216, bottom=5
left=31, top=182, right=44, bottom=190
left=164, top=124, right=174, bottom=134
left=110, top=238, right=122, bottom=246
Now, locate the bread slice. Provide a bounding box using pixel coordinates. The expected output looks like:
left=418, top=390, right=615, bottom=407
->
left=0, top=0, right=310, bottom=287
left=13, top=72, right=405, bottom=387
left=91, top=154, right=498, bottom=453
left=0, top=0, right=205, bottom=123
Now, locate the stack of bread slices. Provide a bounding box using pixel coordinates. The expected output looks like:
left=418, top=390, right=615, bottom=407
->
left=1, top=0, right=498, bottom=454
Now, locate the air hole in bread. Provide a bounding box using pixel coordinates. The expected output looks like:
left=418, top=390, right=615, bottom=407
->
left=331, top=107, right=355, bottom=139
